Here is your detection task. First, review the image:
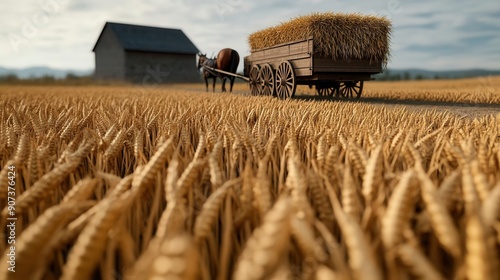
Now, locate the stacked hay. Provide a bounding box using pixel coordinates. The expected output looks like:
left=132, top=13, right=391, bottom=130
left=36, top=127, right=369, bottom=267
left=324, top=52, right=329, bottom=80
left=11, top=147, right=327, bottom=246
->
left=248, top=12, right=392, bottom=64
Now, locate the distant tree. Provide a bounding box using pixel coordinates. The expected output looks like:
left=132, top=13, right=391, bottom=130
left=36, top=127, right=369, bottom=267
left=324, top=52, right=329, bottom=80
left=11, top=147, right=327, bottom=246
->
left=0, top=74, right=19, bottom=83
left=403, top=72, right=411, bottom=80
left=66, top=73, right=78, bottom=80
left=39, top=75, right=56, bottom=83
left=415, top=74, right=424, bottom=80
left=434, top=74, right=440, bottom=80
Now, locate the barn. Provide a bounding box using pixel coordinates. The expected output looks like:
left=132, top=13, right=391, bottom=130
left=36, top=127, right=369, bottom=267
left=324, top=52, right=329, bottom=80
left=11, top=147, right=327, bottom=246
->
left=92, top=22, right=200, bottom=84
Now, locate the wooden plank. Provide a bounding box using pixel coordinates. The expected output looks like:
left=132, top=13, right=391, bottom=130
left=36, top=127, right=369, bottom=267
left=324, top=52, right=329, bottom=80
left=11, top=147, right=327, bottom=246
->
left=294, top=68, right=312, bottom=77
left=251, top=52, right=311, bottom=64
left=251, top=56, right=311, bottom=66
left=251, top=39, right=312, bottom=61
left=250, top=58, right=310, bottom=69
left=314, top=66, right=382, bottom=73
left=298, top=73, right=373, bottom=83
left=263, top=45, right=290, bottom=59
left=290, top=59, right=311, bottom=69
left=249, top=57, right=312, bottom=77
left=248, top=38, right=314, bottom=77
left=289, top=40, right=313, bottom=55
left=247, top=39, right=315, bottom=77
left=314, top=57, right=381, bottom=67
left=253, top=50, right=312, bottom=61
left=313, top=57, right=382, bottom=73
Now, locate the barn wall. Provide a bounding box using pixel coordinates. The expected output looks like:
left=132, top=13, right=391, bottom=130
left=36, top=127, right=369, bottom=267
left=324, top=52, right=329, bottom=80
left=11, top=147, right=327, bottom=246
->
left=94, top=25, right=125, bottom=80
left=124, top=52, right=201, bottom=84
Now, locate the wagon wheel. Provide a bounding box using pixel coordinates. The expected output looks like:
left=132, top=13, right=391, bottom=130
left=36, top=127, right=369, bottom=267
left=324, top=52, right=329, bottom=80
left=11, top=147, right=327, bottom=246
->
left=259, top=64, right=275, bottom=96
left=276, top=61, right=296, bottom=99
left=248, top=65, right=261, bottom=96
left=339, top=81, right=363, bottom=99
left=316, top=87, right=332, bottom=96
left=316, top=82, right=340, bottom=97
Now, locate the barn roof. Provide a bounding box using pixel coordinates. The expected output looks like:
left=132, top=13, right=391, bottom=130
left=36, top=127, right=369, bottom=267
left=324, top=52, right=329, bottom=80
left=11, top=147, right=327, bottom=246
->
left=92, top=22, right=199, bottom=55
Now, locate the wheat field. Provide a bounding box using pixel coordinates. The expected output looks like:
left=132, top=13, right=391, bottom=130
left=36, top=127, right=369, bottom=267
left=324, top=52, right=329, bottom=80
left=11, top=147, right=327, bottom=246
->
left=0, top=81, right=499, bottom=280
left=174, top=76, right=500, bottom=104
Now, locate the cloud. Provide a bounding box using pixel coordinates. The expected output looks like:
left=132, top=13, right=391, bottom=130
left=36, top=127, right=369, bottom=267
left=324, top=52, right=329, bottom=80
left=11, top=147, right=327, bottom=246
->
left=0, top=0, right=499, bottom=71
left=398, top=22, right=439, bottom=30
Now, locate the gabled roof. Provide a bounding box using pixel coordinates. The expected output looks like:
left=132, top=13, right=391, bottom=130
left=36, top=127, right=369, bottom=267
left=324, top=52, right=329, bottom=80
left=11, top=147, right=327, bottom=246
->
left=92, top=22, right=199, bottom=55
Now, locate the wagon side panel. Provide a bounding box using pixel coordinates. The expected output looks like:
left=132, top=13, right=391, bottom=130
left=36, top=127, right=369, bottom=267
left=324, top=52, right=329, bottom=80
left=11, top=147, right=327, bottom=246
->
left=313, top=57, right=383, bottom=74
left=249, top=38, right=313, bottom=77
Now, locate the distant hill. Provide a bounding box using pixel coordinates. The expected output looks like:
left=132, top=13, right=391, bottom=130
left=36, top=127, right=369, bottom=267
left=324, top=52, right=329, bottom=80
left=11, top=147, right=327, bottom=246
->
left=0, top=66, right=92, bottom=79
left=0, top=66, right=499, bottom=81
left=374, top=68, right=500, bottom=80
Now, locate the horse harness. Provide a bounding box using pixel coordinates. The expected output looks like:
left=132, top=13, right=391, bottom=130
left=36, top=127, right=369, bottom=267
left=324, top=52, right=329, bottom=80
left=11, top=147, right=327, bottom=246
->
left=202, top=59, right=218, bottom=77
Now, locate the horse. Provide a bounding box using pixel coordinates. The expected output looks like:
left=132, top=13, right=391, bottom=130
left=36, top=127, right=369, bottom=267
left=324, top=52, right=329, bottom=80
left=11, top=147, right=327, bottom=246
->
left=216, top=48, right=240, bottom=93
left=197, top=53, right=218, bottom=92
left=197, top=48, right=240, bottom=93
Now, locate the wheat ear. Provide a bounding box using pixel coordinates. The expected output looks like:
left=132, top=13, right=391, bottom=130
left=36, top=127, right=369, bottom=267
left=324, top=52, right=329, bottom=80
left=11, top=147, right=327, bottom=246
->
left=254, top=157, right=273, bottom=217
left=286, top=156, right=315, bottom=223
left=465, top=213, right=499, bottom=280
left=62, top=178, right=99, bottom=204
left=0, top=159, right=19, bottom=201
left=308, top=171, right=334, bottom=225
left=417, top=164, right=461, bottom=259
left=314, top=220, right=348, bottom=278
left=381, top=170, right=418, bottom=248
left=341, top=163, right=362, bottom=222
left=397, top=243, right=445, bottom=280
left=0, top=202, right=93, bottom=280
left=326, top=179, right=382, bottom=280
left=103, top=129, right=126, bottom=160
left=129, top=233, right=199, bottom=280
left=176, top=158, right=207, bottom=198
left=482, top=182, right=500, bottom=227
left=131, top=137, right=173, bottom=194
left=61, top=187, right=136, bottom=280
left=233, top=197, right=292, bottom=280
left=3, top=159, right=82, bottom=216
left=194, top=178, right=241, bottom=242
left=470, top=160, right=491, bottom=203
left=437, top=170, right=461, bottom=212
left=315, top=265, right=338, bottom=280
left=209, top=141, right=223, bottom=190
left=362, top=145, right=383, bottom=206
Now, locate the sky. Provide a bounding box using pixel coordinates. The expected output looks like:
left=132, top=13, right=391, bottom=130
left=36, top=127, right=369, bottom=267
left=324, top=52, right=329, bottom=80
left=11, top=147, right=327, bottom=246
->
left=1, top=0, right=499, bottom=71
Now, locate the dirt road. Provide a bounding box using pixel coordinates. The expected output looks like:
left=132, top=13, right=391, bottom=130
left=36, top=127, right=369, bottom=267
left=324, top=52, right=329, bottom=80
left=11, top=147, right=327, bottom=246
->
left=190, top=76, right=500, bottom=118
left=291, top=95, right=500, bottom=118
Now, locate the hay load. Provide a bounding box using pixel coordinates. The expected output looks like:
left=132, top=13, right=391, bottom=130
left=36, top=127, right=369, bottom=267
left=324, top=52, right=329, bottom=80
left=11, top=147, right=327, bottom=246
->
left=248, top=12, right=392, bottom=64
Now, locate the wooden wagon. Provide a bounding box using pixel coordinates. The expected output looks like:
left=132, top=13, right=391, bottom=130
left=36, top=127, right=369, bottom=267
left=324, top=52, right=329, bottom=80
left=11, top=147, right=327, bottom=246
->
left=242, top=36, right=383, bottom=99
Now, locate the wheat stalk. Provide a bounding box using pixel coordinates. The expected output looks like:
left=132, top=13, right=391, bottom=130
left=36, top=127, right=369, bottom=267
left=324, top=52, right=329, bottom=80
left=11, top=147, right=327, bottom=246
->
left=397, top=243, right=445, bottom=280
left=381, top=170, right=418, bottom=248
left=233, top=197, right=292, bottom=280
left=417, top=164, right=462, bottom=259
left=326, top=178, right=382, bottom=280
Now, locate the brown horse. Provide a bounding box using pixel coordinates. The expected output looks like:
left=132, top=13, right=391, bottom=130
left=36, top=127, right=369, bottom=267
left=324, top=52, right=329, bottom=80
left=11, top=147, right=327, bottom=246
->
left=216, top=48, right=240, bottom=93
left=197, top=48, right=240, bottom=93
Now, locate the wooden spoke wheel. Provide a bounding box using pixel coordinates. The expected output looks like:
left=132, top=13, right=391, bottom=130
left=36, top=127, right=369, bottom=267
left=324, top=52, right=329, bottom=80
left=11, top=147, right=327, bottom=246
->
left=339, top=81, right=364, bottom=99
left=259, top=64, right=275, bottom=96
left=316, top=82, right=340, bottom=97
left=248, top=65, right=261, bottom=96
left=276, top=61, right=296, bottom=99
left=316, top=87, right=331, bottom=96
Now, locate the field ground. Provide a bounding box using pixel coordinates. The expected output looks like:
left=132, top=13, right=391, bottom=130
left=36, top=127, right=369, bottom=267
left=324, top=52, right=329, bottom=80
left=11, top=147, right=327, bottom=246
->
left=173, top=75, right=500, bottom=117
left=0, top=77, right=499, bottom=280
